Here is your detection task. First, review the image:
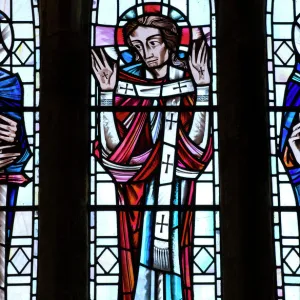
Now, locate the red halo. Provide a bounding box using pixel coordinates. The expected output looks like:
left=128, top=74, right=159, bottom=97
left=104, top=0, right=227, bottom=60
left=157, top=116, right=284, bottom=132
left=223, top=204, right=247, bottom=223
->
left=116, top=4, right=191, bottom=52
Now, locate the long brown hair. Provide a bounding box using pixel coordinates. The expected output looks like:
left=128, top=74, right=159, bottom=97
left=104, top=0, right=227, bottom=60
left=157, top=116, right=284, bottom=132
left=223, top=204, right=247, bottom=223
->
left=123, top=15, right=186, bottom=68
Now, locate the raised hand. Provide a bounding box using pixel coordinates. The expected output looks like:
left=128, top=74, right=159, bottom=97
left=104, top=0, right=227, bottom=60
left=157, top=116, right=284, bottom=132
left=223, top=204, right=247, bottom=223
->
left=289, top=122, right=300, bottom=164
left=0, top=115, right=20, bottom=169
left=0, top=114, right=17, bottom=143
left=189, top=40, right=210, bottom=86
left=91, top=48, right=117, bottom=91
left=0, top=145, right=20, bottom=168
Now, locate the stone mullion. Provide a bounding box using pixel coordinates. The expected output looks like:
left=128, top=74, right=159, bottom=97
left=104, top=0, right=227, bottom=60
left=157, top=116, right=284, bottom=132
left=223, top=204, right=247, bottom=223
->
left=218, top=0, right=276, bottom=299
left=38, top=1, right=91, bottom=299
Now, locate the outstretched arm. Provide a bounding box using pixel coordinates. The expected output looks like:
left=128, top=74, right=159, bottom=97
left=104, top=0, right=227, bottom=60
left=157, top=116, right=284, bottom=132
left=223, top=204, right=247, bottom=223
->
left=99, top=110, right=120, bottom=155
left=187, top=40, right=210, bottom=148
left=91, top=49, right=119, bottom=154
left=0, top=115, right=21, bottom=169
left=91, top=49, right=117, bottom=91
left=188, top=110, right=209, bottom=149
left=189, top=40, right=210, bottom=86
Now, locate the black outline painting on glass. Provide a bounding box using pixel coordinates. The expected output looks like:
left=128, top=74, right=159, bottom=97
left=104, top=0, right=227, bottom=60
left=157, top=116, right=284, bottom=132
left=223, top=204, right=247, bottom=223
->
left=267, top=0, right=300, bottom=299
left=0, top=1, right=39, bottom=299
left=90, top=1, right=221, bottom=299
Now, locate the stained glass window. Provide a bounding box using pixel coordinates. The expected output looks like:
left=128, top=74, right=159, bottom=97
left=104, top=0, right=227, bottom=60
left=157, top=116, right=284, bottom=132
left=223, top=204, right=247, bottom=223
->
left=266, top=1, right=300, bottom=299
left=0, top=1, right=39, bottom=299
left=89, top=1, right=220, bottom=299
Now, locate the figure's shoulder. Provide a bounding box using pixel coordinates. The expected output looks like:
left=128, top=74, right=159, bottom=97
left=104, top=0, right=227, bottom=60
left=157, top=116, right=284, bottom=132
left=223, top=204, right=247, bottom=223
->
left=0, top=68, right=21, bottom=84
left=290, top=63, right=300, bottom=84
left=0, top=68, right=22, bottom=101
left=0, top=68, right=11, bottom=80
left=292, top=71, right=300, bottom=84
left=121, top=63, right=144, bottom=77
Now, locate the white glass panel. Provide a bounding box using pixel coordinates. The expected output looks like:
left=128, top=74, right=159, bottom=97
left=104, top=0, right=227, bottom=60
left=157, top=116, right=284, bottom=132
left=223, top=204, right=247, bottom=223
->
left=12, top=212, right=33, bottom=236
left=170, top=0, right=187, bottom=15
left=12, top=0, right=33, bottom=21
left=7, top=286, right=30, bottom=300
left=281, top=212, right=299, bottom=237
left=189, top=0, right=210, bottom=26
left=194, top=284, right=215, bottom=300
left=275, top=85, right=286, bottom=106
left=196, top=182, right=213, bottom=205
left=266, top=1, right=273, bottom=12
left=96, top=212, right=118, bottom=236
left=275, top=67, right=293, bottom=83
left=279, top=184, right=297, bottom=206
left=97, top=285, right=118, bottom=300
left=24, top=112, right=34, bottom=136
left=13, top=24, right=34, bottom=39
left=97, top=0, right=118, bottom=25
left=297, top=0, right=300, bottom=15
left=285, top=286, right=300, bottom=300
left=194, top=211, right=214, bottom=236
left=96, top=183, right=116, bottom=205
left=119, top=0, right=135, bottom=16
left=273, top=0, right=294, bottom=22
left=16, top=183, right=33, bottom=206
left=273, top=24, right=292, bottom=39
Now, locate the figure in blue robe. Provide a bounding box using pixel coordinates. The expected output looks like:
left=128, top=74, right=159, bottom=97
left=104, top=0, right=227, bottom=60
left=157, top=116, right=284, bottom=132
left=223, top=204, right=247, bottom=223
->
left=0, top=67, right=31, bottom=244
left=279, top=62, right=300, bottom=205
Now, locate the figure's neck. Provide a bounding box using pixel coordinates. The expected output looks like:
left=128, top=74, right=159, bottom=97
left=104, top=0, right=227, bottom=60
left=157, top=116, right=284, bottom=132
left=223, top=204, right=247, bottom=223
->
left=151, top=64, right=168, bottom=79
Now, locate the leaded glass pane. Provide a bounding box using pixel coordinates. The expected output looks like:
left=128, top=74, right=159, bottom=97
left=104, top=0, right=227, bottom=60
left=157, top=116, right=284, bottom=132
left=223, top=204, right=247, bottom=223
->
left=90, top=1, right=221, bottom=299
left=267, top=1, right=300, bottom=299
left=0, top=1, right=39, bottom=299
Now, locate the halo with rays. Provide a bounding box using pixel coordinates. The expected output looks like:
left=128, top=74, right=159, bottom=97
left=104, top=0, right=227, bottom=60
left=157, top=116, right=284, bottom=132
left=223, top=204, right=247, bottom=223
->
left=115, top=3, right=192, bottom=66
left=0, top=11, right=14, bottom=65
left=293, top=15, right=300, bottom=57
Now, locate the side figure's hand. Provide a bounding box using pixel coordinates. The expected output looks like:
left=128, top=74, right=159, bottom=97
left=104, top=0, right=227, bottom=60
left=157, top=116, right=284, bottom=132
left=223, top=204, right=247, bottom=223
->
left=0, top=145, right=20, bottom=168
left=288, top=122, right=300, bottom=165
left=91, top=49, right=117, bottom=91
left=0, top=114, right=17, bottom=143
left=189, top=40, right=210, bottom=86
left=0, top=115, right=20, bottom=168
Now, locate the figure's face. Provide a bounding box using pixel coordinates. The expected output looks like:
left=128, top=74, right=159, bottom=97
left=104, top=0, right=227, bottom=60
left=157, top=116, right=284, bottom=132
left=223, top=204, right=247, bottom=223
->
left=129, top=26, right=170, bottom=68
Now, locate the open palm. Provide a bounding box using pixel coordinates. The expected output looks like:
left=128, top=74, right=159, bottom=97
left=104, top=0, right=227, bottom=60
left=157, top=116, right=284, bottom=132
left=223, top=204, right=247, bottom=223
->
left=189, top=41, right=210, bottom=86
left=91, top=49, right=117, bottom=91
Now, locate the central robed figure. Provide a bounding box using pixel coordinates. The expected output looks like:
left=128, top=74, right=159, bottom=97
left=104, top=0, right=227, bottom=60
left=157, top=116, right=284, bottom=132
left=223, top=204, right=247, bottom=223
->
left=91, top=7, right=213, bottom=300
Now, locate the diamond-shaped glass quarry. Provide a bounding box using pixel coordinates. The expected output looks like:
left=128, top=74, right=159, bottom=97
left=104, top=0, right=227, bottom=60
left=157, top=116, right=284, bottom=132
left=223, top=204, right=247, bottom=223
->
left=97, top=248, right=117, bottom=273
left=276, top=42, right=294, bottom=64
left=11, top=248, right=29, bottom=273
left=15, top=42, right=32, bottom=63
left=194, top=248, right=213, bottom=272
left=285, top=250, right=300, bottom=273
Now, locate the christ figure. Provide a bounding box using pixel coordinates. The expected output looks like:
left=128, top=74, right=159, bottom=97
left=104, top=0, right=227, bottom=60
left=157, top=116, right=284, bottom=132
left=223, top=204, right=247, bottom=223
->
left=92, top=14, right=212, bottom=300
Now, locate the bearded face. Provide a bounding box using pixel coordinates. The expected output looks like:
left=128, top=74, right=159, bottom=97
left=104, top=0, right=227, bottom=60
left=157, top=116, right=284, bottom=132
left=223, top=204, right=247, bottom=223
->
left=129, top=26, right=170, bottom=69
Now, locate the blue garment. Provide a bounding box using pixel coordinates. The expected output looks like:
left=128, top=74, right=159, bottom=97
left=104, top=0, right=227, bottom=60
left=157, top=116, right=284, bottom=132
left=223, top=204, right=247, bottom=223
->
left=136, top=179, right=183, bottom=300
left=0, top=68, right=31, bottom=239
left=0, top=68, right=31, bottom=172
left=279, top=63, right=300, bottom=204
left=122, top=63, right=144, bottom=78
